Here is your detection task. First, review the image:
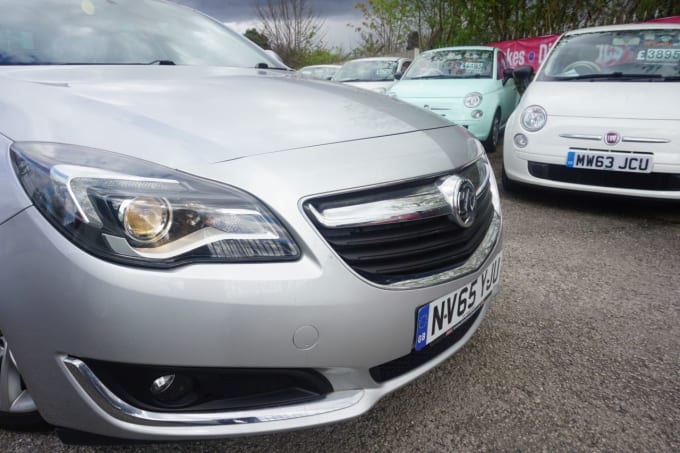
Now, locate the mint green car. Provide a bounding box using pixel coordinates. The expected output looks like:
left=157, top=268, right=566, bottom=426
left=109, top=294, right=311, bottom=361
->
left=388, top=46, right=519, bottom=152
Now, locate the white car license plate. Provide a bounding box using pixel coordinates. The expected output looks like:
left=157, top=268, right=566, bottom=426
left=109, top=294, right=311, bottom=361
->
left=566, top=150, right=653, bottom=173
left=415, top=254, right=502, bottom=351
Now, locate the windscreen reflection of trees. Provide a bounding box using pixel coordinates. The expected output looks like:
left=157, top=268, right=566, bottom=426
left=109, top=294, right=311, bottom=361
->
left=0, top=0, right=272, bottom=67
left=335, top=61, right=397, bottom=82
left=542, top=31, right=680, bottom=78
left=406, top=51, right=493, bottom=79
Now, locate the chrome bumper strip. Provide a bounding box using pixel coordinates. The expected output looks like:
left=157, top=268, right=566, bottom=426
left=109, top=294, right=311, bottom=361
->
left=622, top=137, right=670, bottom=144
left=63, top=357, right=364, bottom=427
left=559, top=134, right=602, bottom=141
left=560, top=134, right=670, bottom=144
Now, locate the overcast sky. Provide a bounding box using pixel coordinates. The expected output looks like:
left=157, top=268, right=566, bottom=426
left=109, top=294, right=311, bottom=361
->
left=171, top=0, right=363, bottom=49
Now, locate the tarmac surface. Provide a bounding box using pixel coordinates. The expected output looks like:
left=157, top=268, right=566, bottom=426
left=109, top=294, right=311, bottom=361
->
left=1, top=146, right=679, bottom=452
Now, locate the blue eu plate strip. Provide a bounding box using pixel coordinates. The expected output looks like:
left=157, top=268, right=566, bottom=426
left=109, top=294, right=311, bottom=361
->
left=415, top=305, right=430, bottom=351
left=566, top=151, right=576, bottom=167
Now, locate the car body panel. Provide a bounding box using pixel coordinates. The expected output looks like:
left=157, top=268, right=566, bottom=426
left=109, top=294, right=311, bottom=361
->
left=0, top=66, right=450, bottom=168
left=0, top=135, right=31, bottom=224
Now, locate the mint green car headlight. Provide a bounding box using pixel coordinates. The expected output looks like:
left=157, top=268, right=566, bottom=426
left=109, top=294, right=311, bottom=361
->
left=464, top=92, right=483, bottom=108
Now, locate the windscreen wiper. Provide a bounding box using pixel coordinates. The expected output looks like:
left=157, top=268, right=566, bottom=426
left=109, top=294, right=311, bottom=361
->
left=147, top=60, right=176, bottom=65
left=557, top=72, right=663, bottom=81
left=408, top=75, right=460, bottom=80
left=255, top=62, right=290, bottom=71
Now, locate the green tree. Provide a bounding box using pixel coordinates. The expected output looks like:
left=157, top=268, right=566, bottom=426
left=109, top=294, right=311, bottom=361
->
left=297, top=47, right=348, bottom=68
left=244, top=28, right=271, bottom=50
left=255, top=0, right=326, bottom=68
left=353, top=0, right=680, bottom=52
left=353, top=0, right=416, bottom=56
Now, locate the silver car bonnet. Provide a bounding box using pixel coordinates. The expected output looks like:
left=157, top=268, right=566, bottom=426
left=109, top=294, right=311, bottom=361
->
left=0, top=66, right=453, bottom=169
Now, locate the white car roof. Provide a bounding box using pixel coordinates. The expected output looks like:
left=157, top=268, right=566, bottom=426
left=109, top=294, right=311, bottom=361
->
left=564, top=22, right=680, bottom=36
left=345, top=57, right=408, bottom=63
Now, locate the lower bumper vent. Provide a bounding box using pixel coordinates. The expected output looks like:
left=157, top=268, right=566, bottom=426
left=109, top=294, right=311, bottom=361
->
left=82, top=359, right=333, bottom=413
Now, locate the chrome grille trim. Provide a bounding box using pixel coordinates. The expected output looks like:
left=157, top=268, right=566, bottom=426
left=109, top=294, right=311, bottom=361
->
left=308, top=192, right=452, bottom=229
left=560, top=134, right=602, bottom=141
left=309, top=162, right=490, bottom=229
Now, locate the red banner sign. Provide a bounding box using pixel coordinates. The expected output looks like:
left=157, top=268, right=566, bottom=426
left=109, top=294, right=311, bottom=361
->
left=488, top=35, right=558, bottom=70
left=488, top=16, right=680, bottom=71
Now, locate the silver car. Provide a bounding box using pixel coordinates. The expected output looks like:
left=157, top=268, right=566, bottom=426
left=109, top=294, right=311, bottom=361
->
left=0, top=0, right=502, bottom=443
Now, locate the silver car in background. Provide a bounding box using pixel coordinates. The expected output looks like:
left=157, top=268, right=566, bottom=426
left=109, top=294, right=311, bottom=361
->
left=0, top=0, right=502, bottom=443
left=298, top=64, right=341, bottom=80
left=332, top=57, right=412, bottom=94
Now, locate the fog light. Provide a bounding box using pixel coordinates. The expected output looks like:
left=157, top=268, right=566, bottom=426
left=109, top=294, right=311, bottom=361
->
left=514, top=133, right=528, bottom=148
left=120, top=197, right=171, bottom=243
left=150, top=374, right=175, bottom=395
left=471, top=110, right=483, bottom=119
left=149, top=373, right=196, bottom=406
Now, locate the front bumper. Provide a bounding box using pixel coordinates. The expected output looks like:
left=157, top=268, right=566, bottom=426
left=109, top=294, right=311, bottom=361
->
left=0, top=198, right=501, bottom=440
left=503, top=115, right=680, bottom=200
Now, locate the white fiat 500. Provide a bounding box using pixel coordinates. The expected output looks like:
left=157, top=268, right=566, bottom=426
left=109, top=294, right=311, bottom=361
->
left=503, top=23, right=680, bottom=199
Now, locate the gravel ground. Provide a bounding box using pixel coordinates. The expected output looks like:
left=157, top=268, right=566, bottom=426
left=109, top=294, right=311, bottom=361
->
left=2, top=146, right=679, bottom=452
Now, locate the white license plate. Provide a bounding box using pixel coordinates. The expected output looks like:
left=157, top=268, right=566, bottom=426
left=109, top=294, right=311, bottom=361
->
left=415, top=254, right=502, bottom=351
left=566, top=150, right=653, bottom=173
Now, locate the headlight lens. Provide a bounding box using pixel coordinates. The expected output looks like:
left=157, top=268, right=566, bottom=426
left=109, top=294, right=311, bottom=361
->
left=521, top=105, right=547, bottom=132
left=121, top=197, right=172, bottom=243
left=11, top=142, right=300, bottom=267
left=463, top=92, right=482, bottom=108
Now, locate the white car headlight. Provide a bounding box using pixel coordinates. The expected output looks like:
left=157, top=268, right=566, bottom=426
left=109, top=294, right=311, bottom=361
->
left=521, top=105, right=547, bottom=132
left=463, top=92, right=483, bottom=108
left=11, top=142, right=300, bottom=267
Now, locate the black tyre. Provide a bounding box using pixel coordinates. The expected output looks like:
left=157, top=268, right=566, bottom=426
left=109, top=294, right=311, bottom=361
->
left=0, top=334, right=49, bottom=431
left=483, top=110, right=501, bottom=153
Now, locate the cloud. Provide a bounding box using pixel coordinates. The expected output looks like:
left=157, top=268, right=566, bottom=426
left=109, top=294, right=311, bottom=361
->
left=173, top=0, right=361, bottom=22
left=210, top=2, right=362, bottom=50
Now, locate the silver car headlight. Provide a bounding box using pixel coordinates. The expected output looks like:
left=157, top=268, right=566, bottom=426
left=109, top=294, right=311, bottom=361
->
left=463, top=92, right=483, bottom=108
left=11, top=142, right=299, bottom=267
left=521, top=105, right=547, bottom=132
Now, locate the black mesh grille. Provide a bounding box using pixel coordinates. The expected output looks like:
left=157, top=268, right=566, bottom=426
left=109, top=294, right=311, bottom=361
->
left=369, top=305, right=482, bottom=383
left=307, top=184, right=494, bottom=285
left=528, top=161, right=680, bottom=191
